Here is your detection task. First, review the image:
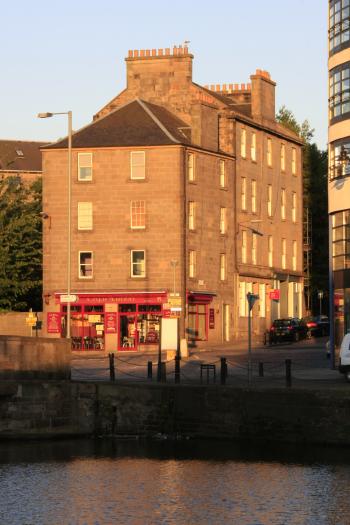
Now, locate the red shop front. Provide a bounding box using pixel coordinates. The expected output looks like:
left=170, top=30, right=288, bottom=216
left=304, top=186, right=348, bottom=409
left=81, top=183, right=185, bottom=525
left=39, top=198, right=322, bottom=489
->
left=54, top=291, right=167, bottom=352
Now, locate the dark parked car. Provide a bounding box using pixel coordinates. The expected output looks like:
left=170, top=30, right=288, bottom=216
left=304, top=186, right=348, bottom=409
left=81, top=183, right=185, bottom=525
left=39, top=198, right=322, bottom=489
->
left=301, top=315, right=330, bottom=337
left=269, top=318, right=307, bottom=344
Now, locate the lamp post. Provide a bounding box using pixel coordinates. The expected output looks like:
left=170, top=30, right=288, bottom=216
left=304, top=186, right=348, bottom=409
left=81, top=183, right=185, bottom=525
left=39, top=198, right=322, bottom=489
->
left=38, top=111, right=72, bottom=339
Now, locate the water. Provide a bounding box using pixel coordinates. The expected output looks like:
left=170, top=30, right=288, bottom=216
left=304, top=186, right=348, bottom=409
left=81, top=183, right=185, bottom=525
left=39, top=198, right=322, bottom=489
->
left=1, top=439, right=350, bottom=525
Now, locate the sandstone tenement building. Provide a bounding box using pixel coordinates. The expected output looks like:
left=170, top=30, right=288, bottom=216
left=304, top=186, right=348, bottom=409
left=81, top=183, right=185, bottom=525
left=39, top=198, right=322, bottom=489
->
left=41, top=46, right=303, bottom=352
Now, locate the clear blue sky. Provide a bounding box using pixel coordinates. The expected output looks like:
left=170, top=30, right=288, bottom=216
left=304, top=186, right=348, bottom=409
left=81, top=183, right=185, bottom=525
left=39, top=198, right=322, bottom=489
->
left=1, top=0, right=328, bottom=148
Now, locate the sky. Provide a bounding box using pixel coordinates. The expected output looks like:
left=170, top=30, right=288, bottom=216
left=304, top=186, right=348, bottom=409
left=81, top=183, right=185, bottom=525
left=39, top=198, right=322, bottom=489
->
left=0, top=0, right=328, bottom=148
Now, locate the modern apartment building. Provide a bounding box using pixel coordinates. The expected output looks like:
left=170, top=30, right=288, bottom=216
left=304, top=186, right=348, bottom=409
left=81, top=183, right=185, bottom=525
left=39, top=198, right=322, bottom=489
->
left=41, top=47, right=303, bottom=352
left=329, top=0, right=350, bottom=343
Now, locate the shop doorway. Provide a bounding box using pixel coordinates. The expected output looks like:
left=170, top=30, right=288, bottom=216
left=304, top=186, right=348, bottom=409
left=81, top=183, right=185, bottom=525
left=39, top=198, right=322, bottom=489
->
left=118, top=304, right=161, bottom=351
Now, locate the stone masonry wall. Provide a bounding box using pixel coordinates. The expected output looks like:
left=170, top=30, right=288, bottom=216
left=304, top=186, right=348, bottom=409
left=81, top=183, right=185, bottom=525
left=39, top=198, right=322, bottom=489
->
left=2, top=381, right=350, bottom=446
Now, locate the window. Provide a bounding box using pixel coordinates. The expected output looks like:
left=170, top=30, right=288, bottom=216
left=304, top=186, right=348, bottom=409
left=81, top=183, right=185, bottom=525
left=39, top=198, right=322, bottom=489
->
left=79, top=251, right=93, bottom=278
left=281, top=189, right=286, bottom=220
left=251, top=132, right=256, bottom=161
left=282, top=238, right=286, bottom=269
left=131, top=250, right=146, bottom=277
left=241, top=177, right=247, bottom=210
left=251, top=180, right=257, bottom=213
left=220, top=207, right=227, bottom=234
left=252, top=233, right=257, bottom=265
left=130, top=151, right=145, bottom=180
left=329, top=0, right=350, bottom=55
left=267, top=185, right=272, bottom=217
left=292, top=240, right=297, bottom=271
left=280, top=144, right=285, bottom=171
left=332, top=210, right=350, bottom=270
left=188, top=152, right=195, bottom=182
left=242, top=230, right=247, bottom=263
left=189, top=250, right=196, bottom=278
left=292, top=192, right=297, bottom=223
left=267, top=138, right=272, bottom=167
left=78, top=153, right=92, bottom=181
left=189, top=201, right=196, bottom=230
left=241, top=129, right=247, bottom=158
left=219, top=160, right=226, bottom=188
left=131, top=201, right=146, bottom=229
left=220, top=253, right=226, bottom=280
left=78, top=202, right=93, bottom=230
left=330, top=62, right=350, bottom=122
left=268, top=236, right=273, bottom=267
left=259, top=283, right=266, bottom=317
left=292, top=148, right=297, bottom=175
left=329, top=139, right=350, bottom=180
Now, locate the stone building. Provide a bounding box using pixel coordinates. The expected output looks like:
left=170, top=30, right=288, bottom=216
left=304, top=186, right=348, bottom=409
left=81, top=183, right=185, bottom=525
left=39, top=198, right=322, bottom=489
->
left=41, top=46, right=303, bottom=352
left=328, top=0, right=350, bottom=343
left=0, top=140, right=43, bottom=183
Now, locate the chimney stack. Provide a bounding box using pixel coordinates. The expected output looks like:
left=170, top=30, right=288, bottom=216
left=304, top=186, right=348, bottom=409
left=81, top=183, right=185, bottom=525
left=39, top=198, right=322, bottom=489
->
left=250, top=69, right=276, bottom=121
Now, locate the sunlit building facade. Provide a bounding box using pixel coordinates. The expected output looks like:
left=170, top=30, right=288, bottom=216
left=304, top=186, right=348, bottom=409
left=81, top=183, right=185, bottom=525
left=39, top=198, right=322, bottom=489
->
left=329, top=0, right=350, bottom=343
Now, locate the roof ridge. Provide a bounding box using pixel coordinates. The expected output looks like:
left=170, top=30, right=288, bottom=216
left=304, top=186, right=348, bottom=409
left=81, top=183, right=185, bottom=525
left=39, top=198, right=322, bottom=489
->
left=136, top=99, right=180, bottom=144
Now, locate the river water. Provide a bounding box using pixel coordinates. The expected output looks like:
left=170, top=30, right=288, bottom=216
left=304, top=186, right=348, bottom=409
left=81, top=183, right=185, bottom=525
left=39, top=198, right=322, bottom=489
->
left=1, top=438, right=350, bottom=525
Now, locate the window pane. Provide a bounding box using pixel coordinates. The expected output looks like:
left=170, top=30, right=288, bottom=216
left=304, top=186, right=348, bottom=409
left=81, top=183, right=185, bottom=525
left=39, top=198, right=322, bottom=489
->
left=78, top=153, right=92, bottom=181
left=131, top=151, right=145, bottom=179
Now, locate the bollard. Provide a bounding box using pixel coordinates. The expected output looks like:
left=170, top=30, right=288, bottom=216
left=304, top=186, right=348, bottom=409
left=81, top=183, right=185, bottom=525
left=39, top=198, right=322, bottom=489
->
left=109, top=353, right=115, bottom=382
left=147, top=361, right=153, bottom=380
left=174, top=355, right=180, bottom=384
left=285, top=359, right=292, bottom=387
left=160, top=362, right=167, bottom=383
left=259, top=362, right=264, bottom=377
left=220, top=357, right=227, bottom=385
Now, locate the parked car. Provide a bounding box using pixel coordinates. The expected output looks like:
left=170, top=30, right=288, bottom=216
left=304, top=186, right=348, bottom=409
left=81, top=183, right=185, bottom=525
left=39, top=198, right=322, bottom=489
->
left=301, top=315, right=330, bottom=338
left=269, top=318, right=307, bottom=344
left=338, top=333, right=350, bottom=381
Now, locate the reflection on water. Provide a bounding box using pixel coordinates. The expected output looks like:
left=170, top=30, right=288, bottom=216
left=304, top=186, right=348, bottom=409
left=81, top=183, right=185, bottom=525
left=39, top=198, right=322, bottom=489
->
left=1, top=439, right=350, bottom=524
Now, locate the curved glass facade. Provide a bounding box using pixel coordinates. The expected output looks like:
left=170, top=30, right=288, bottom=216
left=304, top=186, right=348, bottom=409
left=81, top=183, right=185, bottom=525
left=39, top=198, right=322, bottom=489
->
left=329, top=0, right=350, bottom=55
left=329, top=62, right=350, bottom=122
left=329, top=137, right=350, bottom=179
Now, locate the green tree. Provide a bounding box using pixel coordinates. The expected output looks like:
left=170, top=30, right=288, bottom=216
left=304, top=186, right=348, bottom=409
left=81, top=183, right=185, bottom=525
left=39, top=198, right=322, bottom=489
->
left=0, top=175, right=42, bottom=311
left=276, top=106, right=328, bottom=314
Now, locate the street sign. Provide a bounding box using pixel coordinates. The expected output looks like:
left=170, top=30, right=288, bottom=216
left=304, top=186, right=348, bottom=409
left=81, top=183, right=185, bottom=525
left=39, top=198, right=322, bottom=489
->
left=60, top=294, right=77, bottom=303
left=247, top=292, right=259, bottom=311
left=269, top=289, right=280, bottom=301
left=26, top=316, right=37, bottom=326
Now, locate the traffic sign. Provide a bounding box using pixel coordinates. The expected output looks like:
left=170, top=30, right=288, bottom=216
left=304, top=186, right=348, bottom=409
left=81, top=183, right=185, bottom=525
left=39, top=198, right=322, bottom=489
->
left=26, top=316, right=37, bottom=326
left=168, top=296, right=182, bottom=308
left=60, top=294, right=77, bottom=303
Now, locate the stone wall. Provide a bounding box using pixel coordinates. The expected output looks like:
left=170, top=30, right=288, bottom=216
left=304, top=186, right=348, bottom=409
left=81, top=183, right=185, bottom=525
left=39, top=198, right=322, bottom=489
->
left=0, top=336, right=70, bottom=379
left=0, top=312, right=43, bottom=337
left=1, top=381, right=350, bottom=445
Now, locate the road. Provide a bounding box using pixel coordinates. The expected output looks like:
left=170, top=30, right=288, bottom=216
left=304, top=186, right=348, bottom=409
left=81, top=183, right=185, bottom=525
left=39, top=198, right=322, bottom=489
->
left=71, top=336, right=347, bottom=389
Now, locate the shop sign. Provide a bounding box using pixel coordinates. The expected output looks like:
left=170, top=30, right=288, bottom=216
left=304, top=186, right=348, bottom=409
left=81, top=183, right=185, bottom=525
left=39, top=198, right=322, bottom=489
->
left=269, top=290, right=280, bottom=301
left=209, top=308, right=215, bottom=329
left=105, top=312, right=117, bottom=334
left=168, top=295, right=182, bottom=308
left=60, top=294, right=77, bottom=303
left=163, top=310, right=172, bottom=318
left=47, top=312, right=61, bottom=333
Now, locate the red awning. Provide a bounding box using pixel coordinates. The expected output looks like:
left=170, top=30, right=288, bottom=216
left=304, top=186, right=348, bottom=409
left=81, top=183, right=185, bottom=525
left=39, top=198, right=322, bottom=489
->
left=187, top=292, right=215, bottom=304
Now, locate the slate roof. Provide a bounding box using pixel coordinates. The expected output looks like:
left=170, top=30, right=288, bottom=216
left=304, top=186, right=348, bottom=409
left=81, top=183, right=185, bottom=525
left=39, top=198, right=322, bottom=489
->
left=44, top=99, right=192, bottom=150
left=0, top=140, right=45, bottom=171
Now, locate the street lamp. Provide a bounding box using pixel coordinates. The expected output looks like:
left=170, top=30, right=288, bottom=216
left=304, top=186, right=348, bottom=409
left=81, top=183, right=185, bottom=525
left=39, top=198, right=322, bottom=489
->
left=37, top=111, right=72, bottom=339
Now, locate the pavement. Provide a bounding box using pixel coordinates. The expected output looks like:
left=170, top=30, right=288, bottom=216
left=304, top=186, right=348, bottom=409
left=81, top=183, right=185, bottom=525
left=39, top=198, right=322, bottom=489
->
left=70, top=336, right=347, bottom=389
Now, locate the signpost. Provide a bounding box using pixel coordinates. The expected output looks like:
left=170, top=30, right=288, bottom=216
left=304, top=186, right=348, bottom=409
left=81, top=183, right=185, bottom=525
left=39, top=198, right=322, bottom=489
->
left=26, top=309, right=37, bottom=337
left=247, top=292, right=259, bottom=385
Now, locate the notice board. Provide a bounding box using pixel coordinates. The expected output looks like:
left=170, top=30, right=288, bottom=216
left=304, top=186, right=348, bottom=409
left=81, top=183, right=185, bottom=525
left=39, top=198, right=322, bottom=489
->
left=161, top=318, right=178, bottom=350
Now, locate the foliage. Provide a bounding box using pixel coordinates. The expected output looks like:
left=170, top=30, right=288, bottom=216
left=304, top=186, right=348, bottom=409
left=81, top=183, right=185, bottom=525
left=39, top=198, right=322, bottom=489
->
left=276, top=107, right=328, bottom=314
left=0, top=175, right=42, bottom=311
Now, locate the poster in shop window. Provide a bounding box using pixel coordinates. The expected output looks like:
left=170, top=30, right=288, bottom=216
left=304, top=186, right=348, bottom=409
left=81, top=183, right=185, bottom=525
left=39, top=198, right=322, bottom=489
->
left=105, top=312, right=117, bottom=333
left=47, top=312, right=61, bottom=333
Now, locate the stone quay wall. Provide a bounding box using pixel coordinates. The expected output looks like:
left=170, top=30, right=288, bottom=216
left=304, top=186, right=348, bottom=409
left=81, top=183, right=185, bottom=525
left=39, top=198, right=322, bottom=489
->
left=0, top=336, right=70, bottom=380
left=1, top=381, right=350, bottom=445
